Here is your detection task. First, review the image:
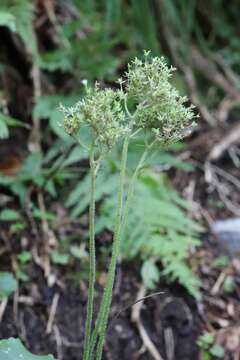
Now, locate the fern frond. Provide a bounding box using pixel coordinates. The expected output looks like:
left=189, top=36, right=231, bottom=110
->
left=66, top=157, right=202, bottom=298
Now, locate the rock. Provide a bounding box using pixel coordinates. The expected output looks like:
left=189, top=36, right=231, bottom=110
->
left=212, top=218, right=240, bottom=256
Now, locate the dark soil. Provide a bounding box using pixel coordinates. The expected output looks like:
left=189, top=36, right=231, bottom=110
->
left=0, top=255, right=200, bottom=360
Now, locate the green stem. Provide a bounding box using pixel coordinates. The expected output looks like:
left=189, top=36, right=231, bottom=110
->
left=91, top=136, right=129, bottom=360
left=95, top=140, right=157, bottom=359
left=83, top=142, right=97, bottom=360
left=88, top=139, right=156, bottom=359
left=121, top=138, right=157, bottom=232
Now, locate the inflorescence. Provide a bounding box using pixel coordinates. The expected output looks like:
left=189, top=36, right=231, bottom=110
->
left=60, top=51, right=197, bottom=148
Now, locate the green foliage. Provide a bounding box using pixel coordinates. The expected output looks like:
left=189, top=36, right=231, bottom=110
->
left=17, top=251, right=31, bottom=264
left=161, top=0, right=240, bottom=110
left=0, top=142, right=81, bottom=205
left=197, top=333, right=225, bottom=359
left=38, top=0, right=162, bottom=83
left=101, top=171, right=201, bottom=298
left=223, top=275, right=235, bottom=293
left=0, top=272, right=17, bottom=300
left=51, top=251, right=69, bottom=265
left=0, top=209, right=20, bottom=221
left=0, top=338, right=55, bottom=360
left=67, top=156, right=202, bottom=298
left=213, top=255, right=230, bottom=268
left=0, top=11, right=16, bottom=32
left=0, top=0, right=37, bottom=57
left=141, top=260, right=160, bottom=289
left=209, top=345, right=225, bottom=358
left=33, top=95, right=79, bottom=140
left=130, top=0, right=160, bottom=54
left=0, top=113, right=28, bottom=139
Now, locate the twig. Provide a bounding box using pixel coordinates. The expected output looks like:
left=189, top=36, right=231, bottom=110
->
left=191, top=46, right=240, bottom=100
left=109, top=290, right=164, bottom=330
left=0, top=298, right=8, bottom=322
left=131, top=285, right=164, bottom=360
left=160, top=17, right=216, bottom=126
left=208, top=123, right=240, bottom=161
left=217, top=97, right=240, bottom=122
left=30, top=63, right=42, bottom=151
left=213, top=53, right=240, bottom=89
left=37, top=191, right=57, bottom=280
left=212, top=164, right=240, bottom=190
left=46, top=293, right=60, bottom=334
left=211, top=270, right=227, bottom=295
left=164, top=327, right=174, bottom=360
left=205, top=162, right=240, bottom=215
left=53, top=325, right=63, bottom=360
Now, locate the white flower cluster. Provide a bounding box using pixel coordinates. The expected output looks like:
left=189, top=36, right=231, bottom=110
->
left=60, top=84, right=129, bottom=149
left=125, top=51, right=196, bottom=143
left=60, top=52, right=197, bottom=148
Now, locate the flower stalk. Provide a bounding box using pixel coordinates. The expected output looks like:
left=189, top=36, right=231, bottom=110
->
left=83, top=141, right=97, bottom=360
left=95, top=134, right=129, bottom=360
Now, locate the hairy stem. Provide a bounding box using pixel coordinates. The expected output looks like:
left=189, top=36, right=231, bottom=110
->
left=95, top=140, right=157, bottom=359
left=88, top=139, right=156, bottom=359
left=121, top=139, right=157, bottom=232
left=91, top=136, right=129, bottom=360
left=83, top=142, right=97, bottom=360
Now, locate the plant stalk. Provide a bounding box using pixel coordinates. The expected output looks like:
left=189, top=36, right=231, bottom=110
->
left=88, top=139, right=156, bottom=359
left=83, top=143, right=97, bottom=360
left=91, top=135, right=129, bottom=360
left=121, top=139, right=157, bottom=233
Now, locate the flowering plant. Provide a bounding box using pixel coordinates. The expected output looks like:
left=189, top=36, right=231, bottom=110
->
left=60, top=51, right=196, bottom=360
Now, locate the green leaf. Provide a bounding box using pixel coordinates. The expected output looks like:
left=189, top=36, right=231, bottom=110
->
left=197, top=333, right=214, bottom=349
left=16, top=268, right=29, bottom=282
left=33, top=95, right=78, bottom=140
left=0, top=272, right=17, bottom=300
left=20, top=152, right=42, bottom=178
left=51, top=251, right=69, bottom=265
left=213, top=256, right=230, bottom=268
left=209, top=344, right=225, bottom=358
left=0, top=209, right=20, bottom=221
left=10, top=222, right=26, bottom=233
left=0, top=113, right=28, bottom=127
left=0, top=338, right=55, bottom=359
left=32, top=208, right=55, bottom=222
left=70, top=245, right=88, bottom=260
left=0, top=117, right=9, bottom=139
left=141, top=260, right=160, bottom=289
left=223, top=276, right=235, bottom=293
left=0, top=11, right=16, bottom=32
left=17, top=251, right=31, bottom=264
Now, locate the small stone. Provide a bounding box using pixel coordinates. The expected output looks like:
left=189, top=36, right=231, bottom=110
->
left=212, top=218, right=240, bottom=256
